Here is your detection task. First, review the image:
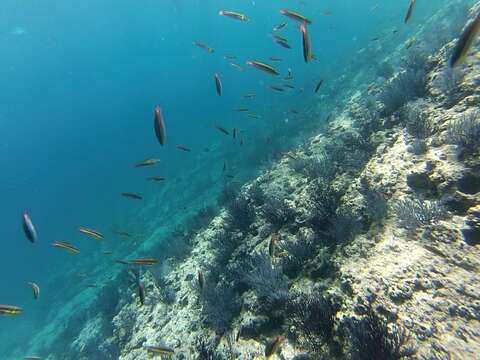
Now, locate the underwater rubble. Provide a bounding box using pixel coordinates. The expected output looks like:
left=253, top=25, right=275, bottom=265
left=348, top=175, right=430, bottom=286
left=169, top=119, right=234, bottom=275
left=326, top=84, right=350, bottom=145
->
left=20, top=1, right=480, bottom=360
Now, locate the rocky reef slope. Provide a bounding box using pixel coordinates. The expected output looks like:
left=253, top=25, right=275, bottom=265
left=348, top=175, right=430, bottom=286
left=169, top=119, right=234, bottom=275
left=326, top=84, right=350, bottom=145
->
left=39, top=2, right=480, bottom=359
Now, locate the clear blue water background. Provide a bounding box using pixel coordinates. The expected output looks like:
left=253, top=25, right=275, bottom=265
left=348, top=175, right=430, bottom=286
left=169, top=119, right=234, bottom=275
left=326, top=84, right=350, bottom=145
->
left=0, top=0, right=459, bottom=357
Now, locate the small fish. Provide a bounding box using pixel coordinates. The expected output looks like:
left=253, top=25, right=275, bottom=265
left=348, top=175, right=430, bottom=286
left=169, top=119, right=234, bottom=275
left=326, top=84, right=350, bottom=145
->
left=371, top=37, right=380, bottom=42
left=235, top=108, right=249, bottom=112
left=129, top=258, right=158, bottom=266
left=273, top=22, right=287, bottom=31
left=0, top=304, right=22, bottom=316
left=224, top=54, right=237, bottom=60
left=450, top=11, right=480, bottom=67
left=87, top=284, right=97, bottom=288
left=236, top=326, right=242, bottom=342
left=24, top=357, right=43, bottom=360
left=22, top=211, right=37, bottom=243
left=269, top=233, right=278, bottom=257
left=121, top=192, right=143, bottom=200
left=233, top=128, right=237, bottom=139
left=219, top=10, right=248, bottom=21
left=321, top=10, right=333, bottom=16
left=243, top=93, right=256, bottom=98
left=246, top=61, right=279, bottom=75
left=52, top=241, right=80, bottom=254
left=214, top=124, right=230, bottom=135
left=113, top=230, right=132, bottom=238
left=275, top=39, right=292, bottom=49
left=300, top=23, right=313, bottom=63
left=269, top=57, right=282, bottom=62
left=240, top=137, right=244, bottom=146
left=404, top=0, right=416, bottom=24
left=315, top=79, right=324, bottom=93
left=138, top=282, right=145, bottom=306
left=28, top=282, right=40, bottom=300
left=154, top=105, right=166, bottom=146
left=270, top=85, right=285, bottom=92
left=283, top=84, right=295, bottom=89
left=147, top=176, right=165, bottom=182
left=214, top=73, right=222, bottom=96
left=223, top=161, right=227, bottom=172
left=79, top=227, right=104, bottom=240
left=145, top=345, right=175, bottom=356
left=280, top=9, right=312, bottom=25
left=135, top=158, right=160, bottom=168
left=198, top=271, right=205, bottom=290
left=226, top=175, right=235, bottom=179
left=193, top=40, right=214, bottom=53
left=285, top=152, right=297, bottom=160
left=115, top=260, right=130, bottom=265
left=290, top=109, right=299, bottom=114
left=265, top=336, right=285, bottom=359
left=103, top=251, right=113, bottom=256
left=77, top=272, right=88, bottom=278
left=284, top=75, right=294, bottom=80
left=176, top=145, right=192, bottom=152
left=273, top=34, right=288, bottom=43
left=247, top=113, right=261, bottom=119
left=230, top=63, right=244, bottom=71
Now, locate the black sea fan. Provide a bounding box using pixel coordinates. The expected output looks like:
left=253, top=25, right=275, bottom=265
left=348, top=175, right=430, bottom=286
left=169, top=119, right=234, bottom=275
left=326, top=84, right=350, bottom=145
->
left=195, top=336, right=223, bottom=360
left=445, top=110, right=480, bottom=153
left=200, top=280, right=240, bottom=332
left=262, top=194, right=296, bottom=229
left=395, top=197, right=445, bottom=235
left=227, top=194, right=255, bottom=230
left=244, top=253, right=288, bottom=308
left=380, top=68, right=427, bottom=116
left=286, top=290, right=338, bottom=354
left=349, top=308, right=413, bottom=360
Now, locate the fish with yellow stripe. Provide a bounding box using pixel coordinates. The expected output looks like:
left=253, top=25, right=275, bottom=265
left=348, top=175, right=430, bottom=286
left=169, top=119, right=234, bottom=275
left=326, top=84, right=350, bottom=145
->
left=52, top=241, right=80, bottom=254
left=79, top=227, right=104, bottom=240
left=0, top=304, right=22, bottom=316
left=129, top=258, right=158, bottom=266
left=219, top=10, right=248, bottom=21
left=145, top=345, right=174, bottom=357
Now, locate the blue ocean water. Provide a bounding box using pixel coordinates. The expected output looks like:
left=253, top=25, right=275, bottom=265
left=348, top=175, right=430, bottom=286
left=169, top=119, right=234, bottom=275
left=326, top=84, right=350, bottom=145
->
left=0, top=0, right=467, bottom=358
